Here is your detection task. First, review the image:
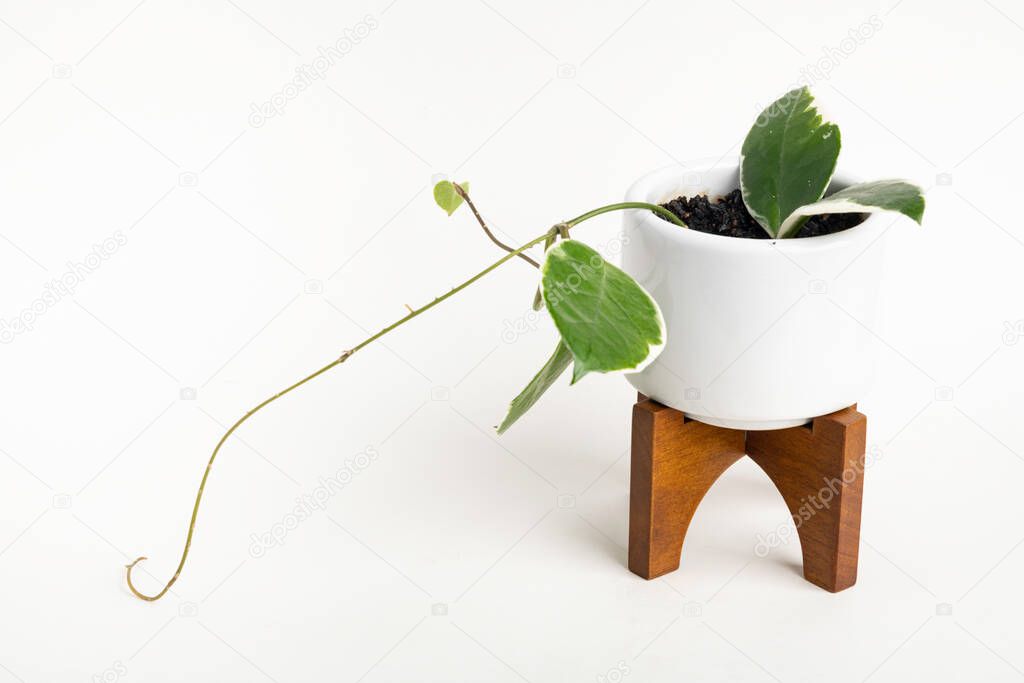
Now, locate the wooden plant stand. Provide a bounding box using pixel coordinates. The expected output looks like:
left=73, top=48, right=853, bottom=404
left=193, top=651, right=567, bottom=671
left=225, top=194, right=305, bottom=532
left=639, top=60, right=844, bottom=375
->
left=628, top=395, right=866, bottom=592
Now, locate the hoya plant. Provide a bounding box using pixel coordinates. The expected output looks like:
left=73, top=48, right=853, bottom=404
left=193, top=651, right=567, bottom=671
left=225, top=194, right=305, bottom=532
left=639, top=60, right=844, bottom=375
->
left=125, top=86, right=924, bottom=601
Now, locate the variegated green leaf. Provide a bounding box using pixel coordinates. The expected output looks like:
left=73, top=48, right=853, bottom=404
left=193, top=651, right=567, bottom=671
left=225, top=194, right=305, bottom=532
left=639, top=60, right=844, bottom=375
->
left=541, top=240, right=664, bottom=384
left=497, top=341, right=572, bottom=434
left=777, top=180, right=925, bottom=238
left=741, top=87, right=840, bottom=237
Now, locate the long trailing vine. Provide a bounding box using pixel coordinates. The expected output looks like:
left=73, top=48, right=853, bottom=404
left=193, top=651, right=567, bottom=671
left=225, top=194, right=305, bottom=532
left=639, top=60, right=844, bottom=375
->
left=125, top=189, right=684, bottom=601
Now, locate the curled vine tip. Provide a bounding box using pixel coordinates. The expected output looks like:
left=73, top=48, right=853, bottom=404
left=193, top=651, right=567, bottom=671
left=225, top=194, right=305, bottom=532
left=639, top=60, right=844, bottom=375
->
left=125, top=556, right=176, bottom=602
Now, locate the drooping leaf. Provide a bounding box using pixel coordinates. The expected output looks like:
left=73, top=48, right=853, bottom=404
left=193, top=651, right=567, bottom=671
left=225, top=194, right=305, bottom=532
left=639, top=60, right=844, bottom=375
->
left=497, top=340, right=573, bottom=434
left=741, top=87, right=841, bottom=237
left=541, top=240, right=664, bottom=384
left=776, top=179, right=925, bottom=238
left=433, top=180, right=469, bottom=216
left=531, top=286, right=544, bottom=311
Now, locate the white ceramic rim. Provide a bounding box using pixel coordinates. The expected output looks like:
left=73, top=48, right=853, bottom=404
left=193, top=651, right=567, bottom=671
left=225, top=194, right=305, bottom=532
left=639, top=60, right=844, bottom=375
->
left=624, top=159, right=889, bottom=252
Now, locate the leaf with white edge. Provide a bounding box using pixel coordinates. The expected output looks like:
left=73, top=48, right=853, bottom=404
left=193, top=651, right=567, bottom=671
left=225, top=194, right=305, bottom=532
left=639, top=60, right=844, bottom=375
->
left=541, top=240, right=664, bottom=384
left=497, top=341, right=573, bottom=434
left=433, top=180, right=469, bottom=216
left=777, top=180, right=926, bottom=238
left=741, top=87, right=841, bottom=237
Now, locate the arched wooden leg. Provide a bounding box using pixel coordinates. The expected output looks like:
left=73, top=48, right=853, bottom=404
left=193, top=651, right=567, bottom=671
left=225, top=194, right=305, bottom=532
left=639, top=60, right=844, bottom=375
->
left=628, top=399, right=746, bottom=579
left=746, top=407, right=866, bottom=592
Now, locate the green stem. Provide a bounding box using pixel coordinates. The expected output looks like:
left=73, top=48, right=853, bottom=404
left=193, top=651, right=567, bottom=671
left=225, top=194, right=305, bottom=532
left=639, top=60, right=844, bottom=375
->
left=452, top=183, right=540, bottom=268
left=567, top=201, right=686, bottom=228
left=126, top=201, right=678, bottom=601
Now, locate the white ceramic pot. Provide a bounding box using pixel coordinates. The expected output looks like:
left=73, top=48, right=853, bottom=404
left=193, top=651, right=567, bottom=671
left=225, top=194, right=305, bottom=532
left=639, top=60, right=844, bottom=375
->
left=620, top=162, right=887, bottom=430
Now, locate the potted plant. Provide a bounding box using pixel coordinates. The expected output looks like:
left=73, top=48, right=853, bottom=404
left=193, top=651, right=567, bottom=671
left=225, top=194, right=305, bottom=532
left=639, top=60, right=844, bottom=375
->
left=620, top=92, right=925, bottom=428
left=125, top=87, right=924, bottom=601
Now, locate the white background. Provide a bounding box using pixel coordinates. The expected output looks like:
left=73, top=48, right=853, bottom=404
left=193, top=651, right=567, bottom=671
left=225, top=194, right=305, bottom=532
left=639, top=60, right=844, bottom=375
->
left=1, top=1, right=1022, bottom=681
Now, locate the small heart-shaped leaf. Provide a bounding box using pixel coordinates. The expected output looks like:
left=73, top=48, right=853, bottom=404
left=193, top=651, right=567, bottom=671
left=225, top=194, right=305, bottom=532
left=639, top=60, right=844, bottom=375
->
left=433, top=180, right=469, bottom=216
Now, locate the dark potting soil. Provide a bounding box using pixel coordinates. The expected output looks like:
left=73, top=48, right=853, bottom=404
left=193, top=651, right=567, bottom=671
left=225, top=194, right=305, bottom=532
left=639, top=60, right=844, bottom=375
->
left=660, top=189, right=866, bottom=239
